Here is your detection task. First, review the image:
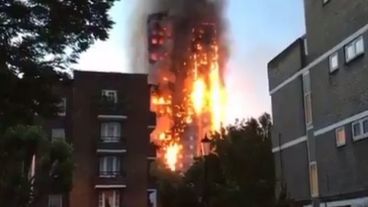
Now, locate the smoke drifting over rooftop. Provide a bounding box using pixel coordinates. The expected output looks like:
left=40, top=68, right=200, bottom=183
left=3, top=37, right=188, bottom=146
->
left=128, top=0, right=228, bottom=74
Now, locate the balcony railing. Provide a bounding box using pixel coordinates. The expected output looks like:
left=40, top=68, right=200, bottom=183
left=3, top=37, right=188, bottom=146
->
left=99, top=171, right=121, bottom=178
left=97, top=99, right=126, bottom=115
left=100, top=136, right=121, bottom=143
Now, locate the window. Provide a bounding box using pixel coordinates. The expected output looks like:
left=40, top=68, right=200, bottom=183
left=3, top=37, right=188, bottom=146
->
left=147, top=189, right=158, bottom=207
left=304, top=93, right=313, bottom=126
left=309, top=162, right=319, bottom=198
left=363, top=119, right=368, bottom=134
left=335, top=127, right=346, bottom=147
left=57, top=98, right=66, bottom=116
left=352, top=117, right=368, bottom=141
left=345, top=36, right=365, bottom=63
left=329, top=52, right=339, bottom=73
left=51, top=128, right=65, bottom=142
left=98, top=190, right=120, bottom=207
left=303, top=37, right=309, bottom=56
left=48, top=194, right=62, bottom=207
left=352, top=121, right=362, bottom=138
left=303, top=72, right=313, bottom=127
left=101, top=122, right=121, bottom=143
left=99, top=156, right=120, bottom=177
left=102, top=90, right=118, bottom=103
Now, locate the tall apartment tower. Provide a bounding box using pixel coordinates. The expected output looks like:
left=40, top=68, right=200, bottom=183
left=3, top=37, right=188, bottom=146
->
left=38, top=71, right=157, bottom=207
left=268, top=1, right=368, bottom=206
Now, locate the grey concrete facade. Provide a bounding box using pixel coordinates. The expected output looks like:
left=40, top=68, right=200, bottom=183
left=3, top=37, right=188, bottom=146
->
left=268, top=1, right=368, bottom=206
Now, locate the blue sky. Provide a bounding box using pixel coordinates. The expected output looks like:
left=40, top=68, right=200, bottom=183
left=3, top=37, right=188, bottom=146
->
left=76, top=0, right=305, bottom=120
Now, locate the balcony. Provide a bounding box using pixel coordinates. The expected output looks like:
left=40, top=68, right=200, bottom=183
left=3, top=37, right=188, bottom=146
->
left=98, top=136, right=127, bottom=150
left=97, top=99, right=126, bottom=116
left=95, top=171, right=127, bottom=186
left=99, top=171, right=124, bottom=178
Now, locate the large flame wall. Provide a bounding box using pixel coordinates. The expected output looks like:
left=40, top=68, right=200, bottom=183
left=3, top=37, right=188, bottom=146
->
left=147, top=0, right=228, bottom=171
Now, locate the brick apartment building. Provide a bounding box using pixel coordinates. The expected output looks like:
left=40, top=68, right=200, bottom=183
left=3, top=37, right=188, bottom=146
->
left=38, top=71, right=157, bottom=207
left=268, top=1, right=368, bottom=206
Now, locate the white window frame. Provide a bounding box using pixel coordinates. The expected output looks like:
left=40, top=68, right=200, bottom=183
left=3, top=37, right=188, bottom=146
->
left=309, top=161, right=319, bottom=198
left=335, top=126, right=346, bottom=147
left=101, top=122, right=121, bottom=143
left=99, top=156, right=120, bottom=178
left=48, top=194, right=62, bottom=207
left=345, top=36, right=365, bottom=63
left=57, top=98, right=66, bottom=116
left=51, top=128, right=66, bottom=142
left=98, top=190, right=120, bottom=207
left=102, top=90, right=118, bottom=103
left=329, top=52, right=339, bottom=73
left=352, top=117, right=368, bottom=141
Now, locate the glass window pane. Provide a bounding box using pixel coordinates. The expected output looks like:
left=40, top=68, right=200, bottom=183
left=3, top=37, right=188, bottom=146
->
left=98, top=192, right=104, bottom=207
left=329, top=53, right=339, bottom=72
left=102, top=90, right=117, bottom=103
left=304, top=93, right=313, bottom=125
left=107, top=125, right=115, bottom=136
left=353, top=122, right=361, bottom=138
left=302, top=73, right=311, bottom=93
left=363, top=119, right=368, bottom=134
left=115, top=123, right=121, bottom=137
left=101, top=123, right=108, bottom=137
left=115, top=191, right=120, bottom=207
left=48, top=194, right=62, bottom=207
left=355, top=37, right=364, bottom=54
left=101, top=123, right=121, bottom=142
left=335, top=127, right=346, bottom=146
left=345, top=44, right=355, bottom=61
left=309, top=162, right=319, bottom=197
left=107, top=157, right=113, bottom=172
left=101, top=191, right=118, bottom=207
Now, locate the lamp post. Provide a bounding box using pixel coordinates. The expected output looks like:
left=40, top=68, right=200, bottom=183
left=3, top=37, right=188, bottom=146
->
left=201, top=134, right=211, bottom=207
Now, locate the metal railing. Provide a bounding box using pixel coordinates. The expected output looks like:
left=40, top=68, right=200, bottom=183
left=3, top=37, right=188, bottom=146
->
left=99, top=171, right=121, bottom=178
left=100, top=136, right=121, bottom=143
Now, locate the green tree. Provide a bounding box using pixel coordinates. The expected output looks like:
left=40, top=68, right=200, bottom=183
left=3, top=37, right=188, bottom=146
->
left=156, top=113, right=276, bottom=207
left=0, top=0, right=118, bottom=127
left=0, top=125, right=73, bottom=207
left=0, top=0, right=118, bottom=206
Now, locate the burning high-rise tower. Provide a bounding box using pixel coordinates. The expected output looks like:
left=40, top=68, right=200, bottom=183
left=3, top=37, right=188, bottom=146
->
left=146, top=0, right=228, bottom=171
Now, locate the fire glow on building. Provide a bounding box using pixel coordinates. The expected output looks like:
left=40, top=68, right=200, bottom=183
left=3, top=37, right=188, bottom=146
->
left=147, top=0, right=228, bottom=171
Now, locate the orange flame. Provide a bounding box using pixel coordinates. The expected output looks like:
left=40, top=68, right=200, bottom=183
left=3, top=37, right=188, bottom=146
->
left=191, top=78, right=206, bottom=114
left=149, top=23, right=228, bottom=171
left=165, top=143, right=182, bottom=171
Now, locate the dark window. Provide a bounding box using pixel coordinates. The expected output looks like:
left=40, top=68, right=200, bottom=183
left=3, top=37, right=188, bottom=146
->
left=363, top=119, right=368, bottom=134
left=101, top=90, right=118, bottom=103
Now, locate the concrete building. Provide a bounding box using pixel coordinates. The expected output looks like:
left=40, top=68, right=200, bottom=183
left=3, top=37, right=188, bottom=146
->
left=268, top=1, right=368, bottom=206
left=39, top=71, right=157, bottom=207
